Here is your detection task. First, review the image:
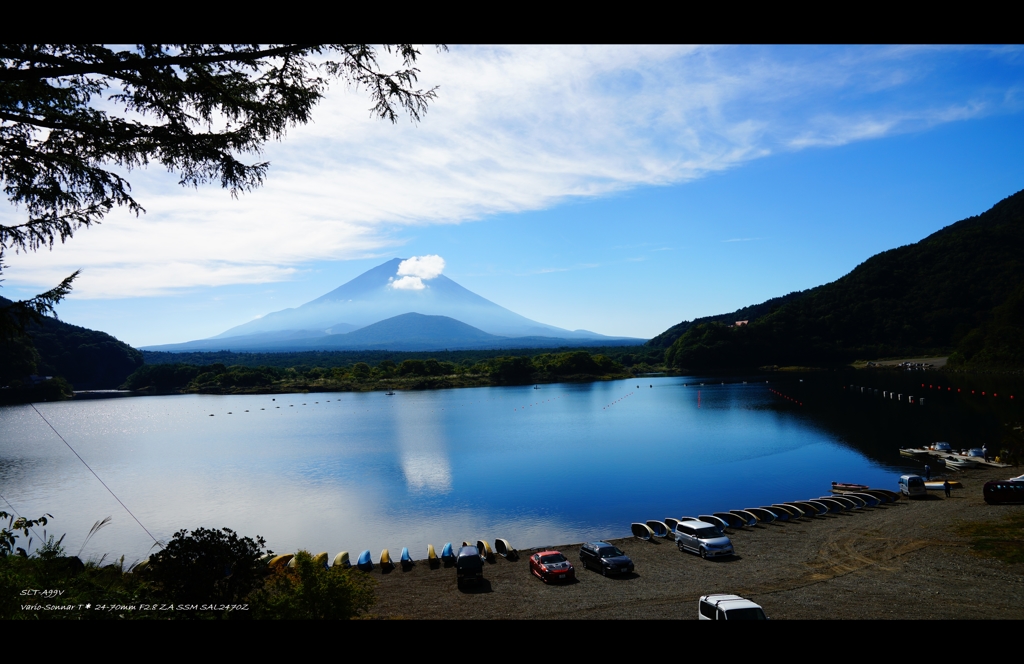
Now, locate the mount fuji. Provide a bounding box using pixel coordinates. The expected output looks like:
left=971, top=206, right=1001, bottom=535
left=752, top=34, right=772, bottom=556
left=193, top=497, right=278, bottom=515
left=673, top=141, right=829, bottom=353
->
left=144, top=258, right=644, bottom=352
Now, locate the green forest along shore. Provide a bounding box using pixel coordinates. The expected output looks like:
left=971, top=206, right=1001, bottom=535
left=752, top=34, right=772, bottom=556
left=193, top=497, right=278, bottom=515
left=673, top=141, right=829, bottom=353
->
left=120, top=348, right=661, bottom=396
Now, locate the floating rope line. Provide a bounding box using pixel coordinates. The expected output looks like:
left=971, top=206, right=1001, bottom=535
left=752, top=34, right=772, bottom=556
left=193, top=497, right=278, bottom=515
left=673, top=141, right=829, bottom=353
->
left=29, top=403, right=161, bottom=548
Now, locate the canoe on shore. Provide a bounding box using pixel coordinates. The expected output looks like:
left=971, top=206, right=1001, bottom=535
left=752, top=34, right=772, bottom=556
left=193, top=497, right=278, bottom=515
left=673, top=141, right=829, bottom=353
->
left=760, top=506, right=788, bottom=521
left=646, top=520, right=670, bottom=538
left=268, top=554, right=293, bottom=569
left=802, top=501, right=831, bottom=515
left=745, top=508, right=776, bottom=524
left=494, top=538, right=517, bottom=559
left=714, top=512, right=745, bottom=528
left=400, top=547, right=413, bottom=568
left=631, top=523, right=655, bottom=540
left=477, top=539, right=495, bottom=561
left=836, top=494, right=866, bottom=508
left=357, top=550, right=373, bottom=571
left=440, top=542, right=455, bottom=563
left=333, top=551, right=350, bottom=568
left=729, top=510, right=758, bottom=527
left=821, top=496, right=858, bottom=510
left=925, top=480, right=963, bottom=490
left=847, top=493, right=880, bottom=507
left=785, top=502, right=819, bottom=517
left=771, top=504, right=802, bottom=519
left=813, top=498, right=845, bottom=513
left=699, top=515, right=729, bottom=531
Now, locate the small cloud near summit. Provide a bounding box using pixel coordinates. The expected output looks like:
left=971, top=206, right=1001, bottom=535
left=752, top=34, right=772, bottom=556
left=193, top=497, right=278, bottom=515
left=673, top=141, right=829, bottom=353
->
left=389, top=254, right=445, bottom=290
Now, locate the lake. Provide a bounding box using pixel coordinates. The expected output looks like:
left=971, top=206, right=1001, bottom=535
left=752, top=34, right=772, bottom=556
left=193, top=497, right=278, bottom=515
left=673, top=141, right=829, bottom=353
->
left=0, top=376, right=915, bottom=563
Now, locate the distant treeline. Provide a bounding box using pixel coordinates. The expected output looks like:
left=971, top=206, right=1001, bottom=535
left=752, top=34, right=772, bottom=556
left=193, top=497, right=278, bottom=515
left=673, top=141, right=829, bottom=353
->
left=123, top=349, right=653, bottom=393
left=141, top=346, right=665, bottom=372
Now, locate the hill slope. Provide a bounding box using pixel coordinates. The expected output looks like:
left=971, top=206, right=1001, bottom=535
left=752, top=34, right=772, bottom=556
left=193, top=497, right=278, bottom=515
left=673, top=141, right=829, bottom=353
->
left=0, top=297, right=143, bottom=389
left=660, top=188, right=1024, bottom=370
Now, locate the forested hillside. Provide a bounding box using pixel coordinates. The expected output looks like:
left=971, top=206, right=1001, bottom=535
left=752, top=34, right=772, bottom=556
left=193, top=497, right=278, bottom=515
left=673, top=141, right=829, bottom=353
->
left=659, top=188, right=1024, bottom=371
left=0, top=297, right=143, bottom=389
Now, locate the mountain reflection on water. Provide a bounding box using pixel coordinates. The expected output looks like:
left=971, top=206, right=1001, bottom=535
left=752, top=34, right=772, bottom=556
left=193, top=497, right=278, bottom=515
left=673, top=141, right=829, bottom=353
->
left=0, top=376, right=947, bottom=563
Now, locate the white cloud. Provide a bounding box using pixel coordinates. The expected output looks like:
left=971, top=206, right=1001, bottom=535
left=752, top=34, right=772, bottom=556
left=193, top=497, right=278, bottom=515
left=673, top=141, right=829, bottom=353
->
left=386, top=254, right=445, bottom=290
left=390, top=275, right=426, bottom=290
left=397, top=255, right=445, bottom=280
left=2, top=45, right=1020, bottom=298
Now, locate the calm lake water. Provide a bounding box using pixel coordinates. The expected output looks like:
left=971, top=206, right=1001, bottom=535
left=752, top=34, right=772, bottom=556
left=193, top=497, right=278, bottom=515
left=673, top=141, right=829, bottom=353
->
left=0, top=377, right=916, bottom=563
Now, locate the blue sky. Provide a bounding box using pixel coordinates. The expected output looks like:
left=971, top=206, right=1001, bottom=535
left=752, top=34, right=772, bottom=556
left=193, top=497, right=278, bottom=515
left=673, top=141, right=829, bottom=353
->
left=4, top=45, right=1024, bottom=345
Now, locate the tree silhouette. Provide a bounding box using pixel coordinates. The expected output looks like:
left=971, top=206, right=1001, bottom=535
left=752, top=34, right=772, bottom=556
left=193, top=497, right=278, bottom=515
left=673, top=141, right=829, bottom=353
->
left=0, top=44, right=443, bottom=339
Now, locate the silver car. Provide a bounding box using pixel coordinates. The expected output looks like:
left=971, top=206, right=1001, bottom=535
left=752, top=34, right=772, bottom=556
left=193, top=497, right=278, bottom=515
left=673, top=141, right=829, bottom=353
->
left=674, top=519, right=734, bottom=559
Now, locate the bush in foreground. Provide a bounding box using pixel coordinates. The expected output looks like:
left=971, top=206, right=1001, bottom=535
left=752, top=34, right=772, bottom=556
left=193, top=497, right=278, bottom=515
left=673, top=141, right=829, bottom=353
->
left=252, top=550, right=376, bottom=619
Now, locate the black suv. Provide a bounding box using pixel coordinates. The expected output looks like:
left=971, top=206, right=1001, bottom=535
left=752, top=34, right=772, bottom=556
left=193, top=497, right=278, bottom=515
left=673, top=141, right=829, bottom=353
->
left=579, top=541, right=634, bottom=576
left=456, top=545, right=484, bottom=589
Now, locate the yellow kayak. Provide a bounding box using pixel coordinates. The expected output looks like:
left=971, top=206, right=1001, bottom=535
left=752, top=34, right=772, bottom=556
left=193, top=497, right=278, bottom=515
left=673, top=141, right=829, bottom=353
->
left=427, top=544, right=437, bottom=561
left=333, top=551, right=350, bottom=568
left=313, top=552, right=329, bottom=568
left=380, top=548, right=391, bottom=566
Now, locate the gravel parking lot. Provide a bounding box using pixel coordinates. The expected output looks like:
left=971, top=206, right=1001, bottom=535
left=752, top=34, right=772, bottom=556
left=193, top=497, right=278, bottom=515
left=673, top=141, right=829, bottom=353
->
left=368, top=466, right=1024, bottom=619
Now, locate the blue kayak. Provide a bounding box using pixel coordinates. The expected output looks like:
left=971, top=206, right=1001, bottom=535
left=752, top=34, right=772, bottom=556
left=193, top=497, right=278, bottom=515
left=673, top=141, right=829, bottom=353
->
left=441, top=542, right=455, bottom=562
left=356, top=549, right=373, bottom=571
left=400, top=547, right=412, bottom=567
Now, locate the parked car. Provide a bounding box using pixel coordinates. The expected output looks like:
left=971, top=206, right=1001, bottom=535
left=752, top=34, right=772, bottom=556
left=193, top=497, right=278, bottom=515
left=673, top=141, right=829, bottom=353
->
left=579, top=541, right=634, bottom=576
left=674, top=519, right=734, bottom=559
left=984, top=479, right=1024, bottom=504
left=456, top=545, right=484, bottom=589
left=898, top=474, right=927, bottom=498
left=530, top=550, right=575, bottom=583
left=698, top=594, right=768, bottom=620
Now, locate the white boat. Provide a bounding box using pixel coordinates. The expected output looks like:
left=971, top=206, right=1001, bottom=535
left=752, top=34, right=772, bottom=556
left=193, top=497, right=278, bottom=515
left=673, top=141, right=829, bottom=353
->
left=944, top=456, right=979, bottom=470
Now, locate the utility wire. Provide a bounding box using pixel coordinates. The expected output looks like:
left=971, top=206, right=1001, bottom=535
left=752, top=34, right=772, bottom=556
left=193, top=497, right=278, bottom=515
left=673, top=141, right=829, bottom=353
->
left=30, top=403, right=161, bottom=548
left=0, top=490, right=46, bottom=546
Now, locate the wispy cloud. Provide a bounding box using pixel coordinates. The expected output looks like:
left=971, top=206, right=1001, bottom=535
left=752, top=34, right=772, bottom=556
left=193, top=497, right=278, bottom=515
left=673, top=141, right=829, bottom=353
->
left=4, top=45, right=1021, bottom=297
left=520, top=263, right=602, bottom=276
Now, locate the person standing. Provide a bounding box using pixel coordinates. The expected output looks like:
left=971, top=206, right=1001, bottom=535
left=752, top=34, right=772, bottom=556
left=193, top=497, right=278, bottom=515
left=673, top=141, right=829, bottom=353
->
left=944, top=479, right=951, bottom=498
left=924, top=464, right=931, bottom=481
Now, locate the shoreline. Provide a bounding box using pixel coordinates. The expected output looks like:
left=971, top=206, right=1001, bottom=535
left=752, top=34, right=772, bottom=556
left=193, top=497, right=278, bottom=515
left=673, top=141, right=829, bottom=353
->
left=61, top=371, right=649, bottom=401
left=366, top=466, right=1024, bottom=619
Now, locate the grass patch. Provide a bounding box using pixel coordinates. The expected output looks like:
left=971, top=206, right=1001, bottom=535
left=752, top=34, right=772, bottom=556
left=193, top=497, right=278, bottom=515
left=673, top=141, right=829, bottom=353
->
left=956, top=511, right=1024, bottom=565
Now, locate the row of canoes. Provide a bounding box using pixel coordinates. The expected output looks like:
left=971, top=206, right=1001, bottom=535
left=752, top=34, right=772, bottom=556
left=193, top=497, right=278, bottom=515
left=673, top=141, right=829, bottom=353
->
left=264, top=538, right=518, bottom=572
left=630, top=488, right=902, bottom=540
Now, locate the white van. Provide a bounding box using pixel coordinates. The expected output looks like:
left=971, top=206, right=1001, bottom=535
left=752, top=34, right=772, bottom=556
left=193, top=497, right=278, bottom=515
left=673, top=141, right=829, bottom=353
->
left=899, top=474, right=927, bottom=498
left=698, top=594, right=768, bottom=620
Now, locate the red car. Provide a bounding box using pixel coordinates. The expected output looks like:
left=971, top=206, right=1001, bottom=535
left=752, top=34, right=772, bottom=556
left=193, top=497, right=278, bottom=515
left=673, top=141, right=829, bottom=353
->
left=530, top=550, right=575, bottom=583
